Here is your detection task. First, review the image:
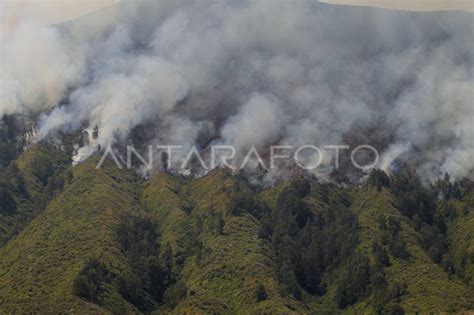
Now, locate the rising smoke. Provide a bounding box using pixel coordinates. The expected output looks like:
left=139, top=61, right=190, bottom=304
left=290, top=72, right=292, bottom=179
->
left=1, top=0, right=473, bottom=181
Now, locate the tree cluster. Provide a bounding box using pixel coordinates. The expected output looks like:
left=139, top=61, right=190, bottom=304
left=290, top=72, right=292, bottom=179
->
left=73, top=215, right=180, bottom=312
left=260, top=180, right=359, bottom=300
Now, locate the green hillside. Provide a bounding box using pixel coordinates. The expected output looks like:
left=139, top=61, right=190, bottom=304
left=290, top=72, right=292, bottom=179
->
left=0, top=155, right=143, bottom=313
left=142, top=170, right=307, bottom=314
left=347, top=187, right=472, bottom=313
left=0, top=151, right=473, bottom=314
left=0, top=144, right=70, bottom=245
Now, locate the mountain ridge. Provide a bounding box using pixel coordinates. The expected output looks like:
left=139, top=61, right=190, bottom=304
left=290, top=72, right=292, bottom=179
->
left=0, top=146, right=473, bottom=313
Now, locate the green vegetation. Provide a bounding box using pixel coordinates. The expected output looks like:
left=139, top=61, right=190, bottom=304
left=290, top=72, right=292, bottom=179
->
left=0, top=115, right=23, bottom=169
left=0, top=152, right=473, bottom=314
left=0, top=143, right=71, bottom=245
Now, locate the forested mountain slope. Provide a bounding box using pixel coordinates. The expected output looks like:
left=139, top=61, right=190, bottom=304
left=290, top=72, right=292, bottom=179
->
left=0, top=144, right=70, bottom=245
left=0, top=146, right=473, bottom=314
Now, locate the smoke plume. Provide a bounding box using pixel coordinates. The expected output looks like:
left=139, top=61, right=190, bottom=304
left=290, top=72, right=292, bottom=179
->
left=1, top=0, right=473, bottom=181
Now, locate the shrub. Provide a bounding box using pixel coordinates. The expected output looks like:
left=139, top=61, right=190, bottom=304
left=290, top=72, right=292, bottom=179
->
left=256, top=284, right=268, bottom=302
left=0, top=185, right=16, bottom=213
left=368, top=169, right=391, bottom=191
left=73, top=259, right=111, bottom=303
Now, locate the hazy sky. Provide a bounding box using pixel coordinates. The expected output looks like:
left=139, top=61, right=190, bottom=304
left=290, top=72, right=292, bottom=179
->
left=321, top=0, right=474, bottom=12
left=1, top=0, right=473, bottom=28
left=1, top=0, right=118, bottom=28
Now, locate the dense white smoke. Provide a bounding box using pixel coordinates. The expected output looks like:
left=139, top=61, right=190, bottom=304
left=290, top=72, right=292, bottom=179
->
left=0, top=22, right=85, bottom=116
left=1, top=0, right=473, bottom=181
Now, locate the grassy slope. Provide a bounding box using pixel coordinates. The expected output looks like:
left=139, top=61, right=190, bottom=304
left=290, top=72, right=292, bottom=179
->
left=143, top=170, right=305, bottom=314
left=447, top=191, right=474, bottom=287
left=1, top=160, right=473, bottom=314
left=0, top=156, right=141, bottom=314
left=141, top=172, right=196, bottom=272
left=347, top=187, right=472, bottom=313
left=0, top=144, right=70, bottom=245
left=262, top=183, right=473, bottom=313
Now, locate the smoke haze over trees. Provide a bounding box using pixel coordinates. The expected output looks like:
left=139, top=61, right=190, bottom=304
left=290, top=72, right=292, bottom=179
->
left=1, top=0, right=473, bottom=181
